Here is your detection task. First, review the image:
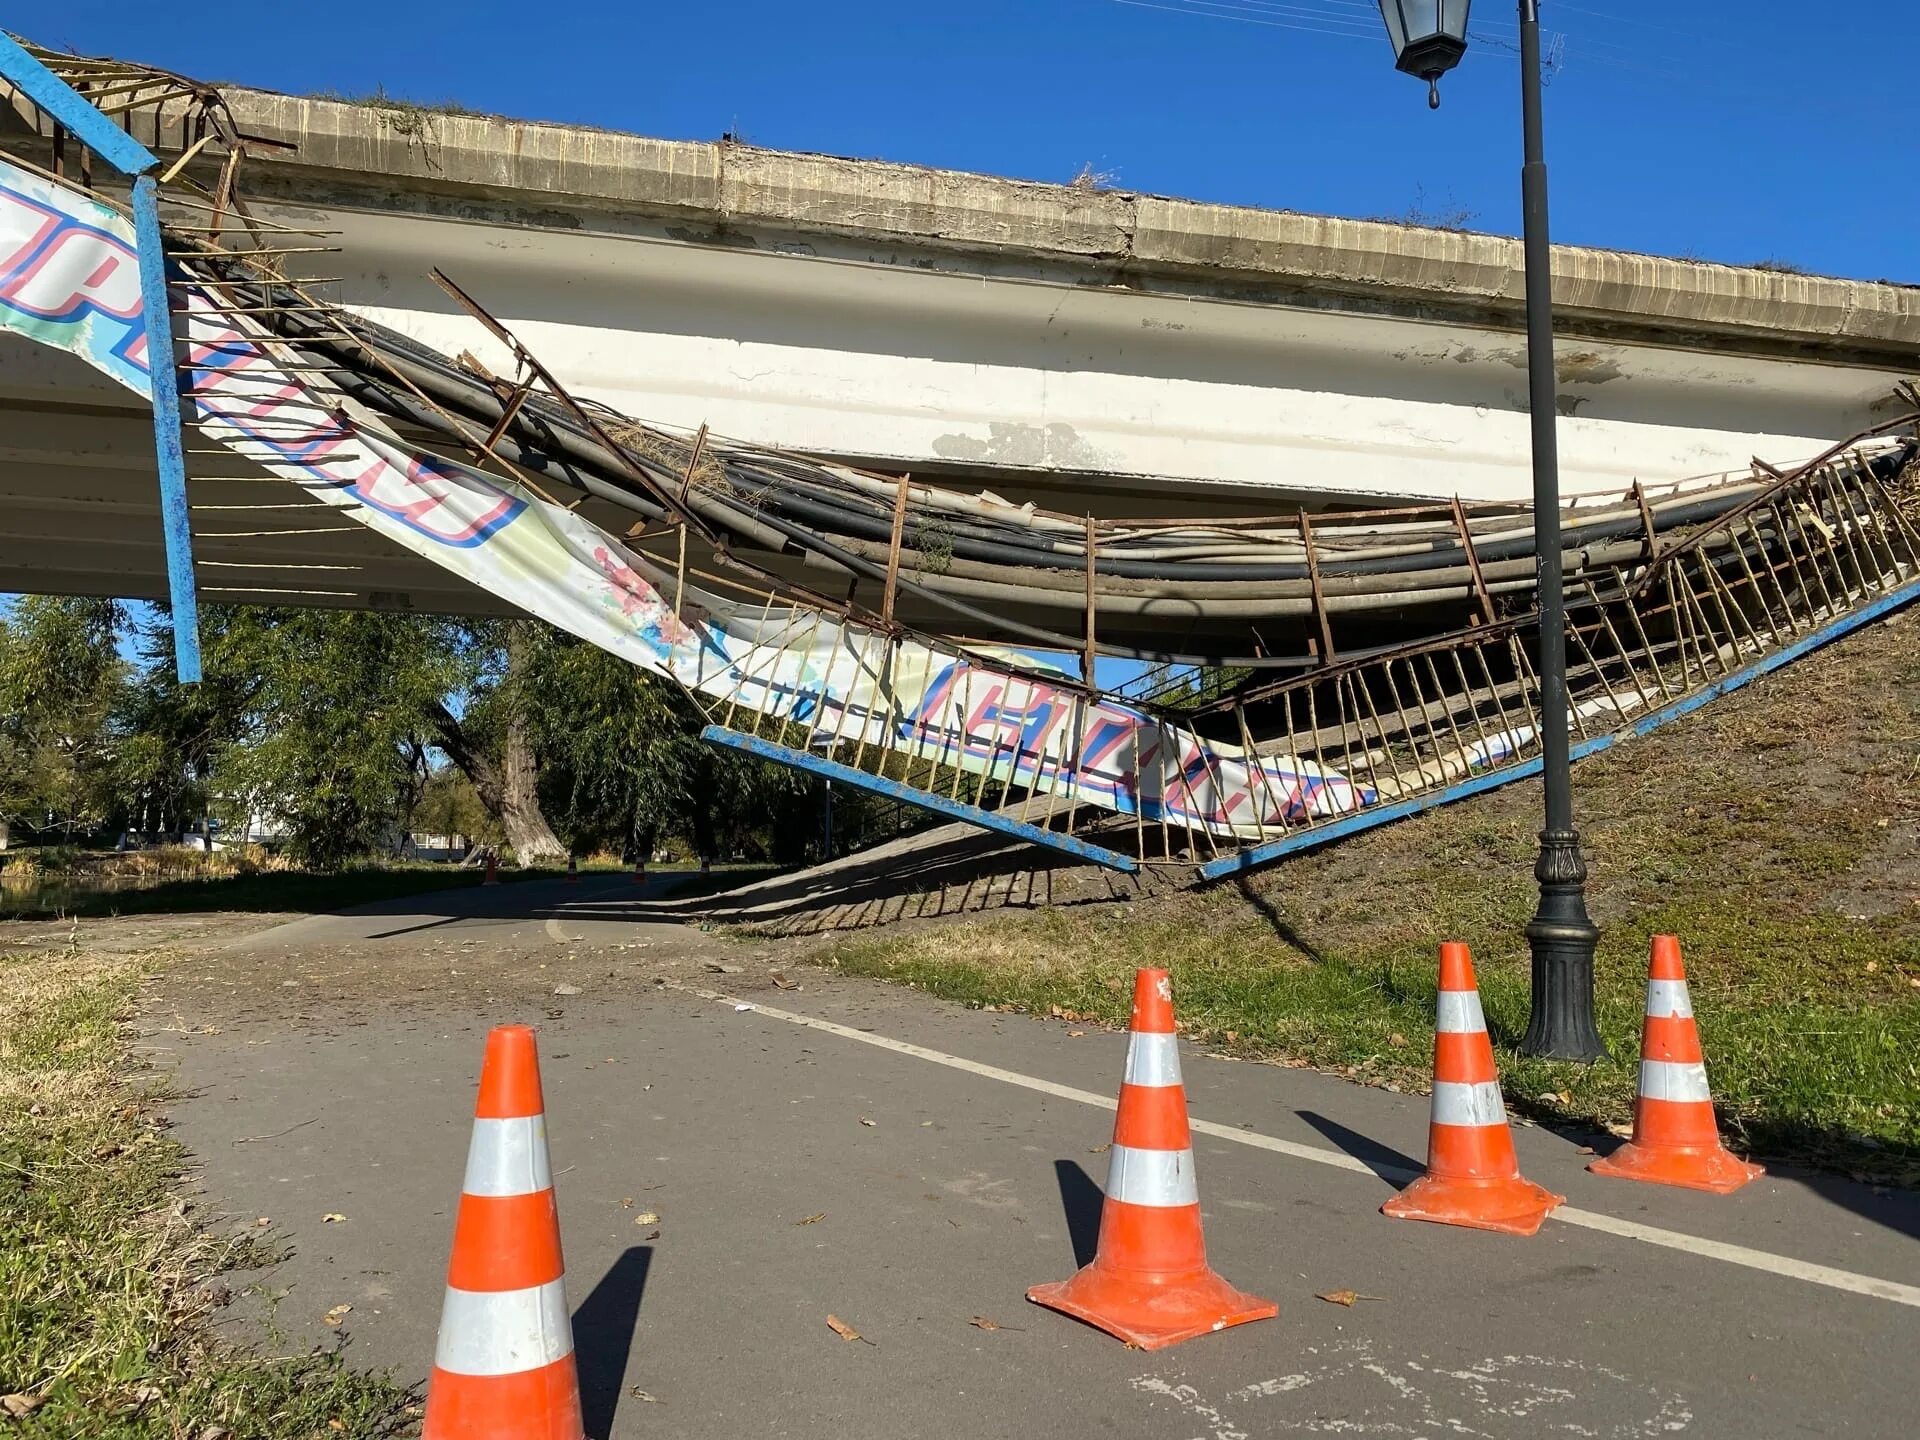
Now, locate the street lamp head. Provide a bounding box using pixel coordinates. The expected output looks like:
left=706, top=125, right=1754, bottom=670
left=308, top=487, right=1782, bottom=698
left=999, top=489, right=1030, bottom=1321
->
left=1377, top=0, right=1472, bottom=108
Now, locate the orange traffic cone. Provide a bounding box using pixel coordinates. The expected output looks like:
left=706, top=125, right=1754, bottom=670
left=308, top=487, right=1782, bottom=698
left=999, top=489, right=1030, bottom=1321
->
left=422, top=1026, right=583, bottom=1440
left=631, top=858, right=646, bottom=887
left=1026, top=968, right=1276, bottom=1349
left=565, top=855, right=578, bottom=884
left=1588, top=935, right=1762, bottom=1194
left=483, top=852, right=499, bottom=886
left=1382, top=942, right=1563, bottom=1236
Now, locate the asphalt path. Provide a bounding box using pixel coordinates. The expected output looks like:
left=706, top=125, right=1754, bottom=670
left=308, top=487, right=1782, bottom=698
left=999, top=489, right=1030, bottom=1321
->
left=143, top=879, right=1920, bottom=1438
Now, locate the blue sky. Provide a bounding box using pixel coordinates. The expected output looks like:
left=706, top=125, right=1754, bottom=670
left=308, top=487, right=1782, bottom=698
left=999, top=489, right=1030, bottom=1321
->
left=42, top=1, right=1918, bottom=283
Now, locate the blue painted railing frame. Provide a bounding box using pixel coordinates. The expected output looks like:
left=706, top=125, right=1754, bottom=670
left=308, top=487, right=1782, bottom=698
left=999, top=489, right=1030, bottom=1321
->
left=701, top=724, right=1140, bottom=873
left=0, top=34, right=201, bottom=681
left=1197, top=575, right=1920, bottom=881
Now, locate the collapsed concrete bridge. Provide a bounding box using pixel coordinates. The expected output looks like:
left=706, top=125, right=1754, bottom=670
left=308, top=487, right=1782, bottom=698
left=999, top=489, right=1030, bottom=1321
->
left=2, top=37, right=1917, bottom=880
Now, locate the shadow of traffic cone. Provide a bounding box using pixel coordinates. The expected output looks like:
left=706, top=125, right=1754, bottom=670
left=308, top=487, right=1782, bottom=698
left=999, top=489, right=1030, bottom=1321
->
left=1382, top=942, right=1563, bottom=1236
left=1026, top=968, right=1276, bottom=1349
left=422, top=1025, right=583, bottom=1440
left=1589, top=935, right=1763, bottom=1194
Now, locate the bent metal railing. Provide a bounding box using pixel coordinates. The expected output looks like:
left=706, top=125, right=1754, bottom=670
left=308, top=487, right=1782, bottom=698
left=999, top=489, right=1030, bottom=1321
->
left=690, top=433, right=1920, bottom=876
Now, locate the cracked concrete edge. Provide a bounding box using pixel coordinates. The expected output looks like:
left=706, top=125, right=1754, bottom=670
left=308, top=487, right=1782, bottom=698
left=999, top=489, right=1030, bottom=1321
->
left=127, top=86, right=1920, bottom=358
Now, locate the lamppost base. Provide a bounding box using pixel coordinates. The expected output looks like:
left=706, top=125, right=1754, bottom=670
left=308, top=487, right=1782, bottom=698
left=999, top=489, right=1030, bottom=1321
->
left=1519, top=828, right=1608, bottom=1062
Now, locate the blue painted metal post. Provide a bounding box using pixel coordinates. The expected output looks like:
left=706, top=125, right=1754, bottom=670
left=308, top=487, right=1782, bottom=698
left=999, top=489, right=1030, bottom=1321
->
left=130, top=175, right=202, bottom=682
left=0, top=34, right=201, bottom=681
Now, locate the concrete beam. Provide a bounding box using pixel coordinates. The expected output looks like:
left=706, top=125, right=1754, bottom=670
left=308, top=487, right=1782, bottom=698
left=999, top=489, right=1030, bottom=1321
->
left=114, top=85, right=1920, bottom=369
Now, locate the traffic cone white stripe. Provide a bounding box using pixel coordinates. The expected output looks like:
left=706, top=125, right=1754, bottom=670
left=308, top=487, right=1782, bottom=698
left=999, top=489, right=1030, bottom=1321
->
left=433, top=1278, right=575, bottom=1375
left=1106, top=1144, right=1200, bottom=1207
left=1435, top=991, right=1487, bottom=1033
left=461, top=1116, right=553, bottom=1197
left=1123, top=1032, right=1183, bottom=1088
left=1645, top=978, right=1693, bottom=1018
left=1431, top=1079, right=1507, bottom=1127
left=1639, top=1058, right=1713, bottom=1104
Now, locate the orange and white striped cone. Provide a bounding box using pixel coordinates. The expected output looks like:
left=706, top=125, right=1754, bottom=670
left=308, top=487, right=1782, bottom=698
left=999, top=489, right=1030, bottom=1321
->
left=422, top=1025, right=583, bottom=1440
left=1382, top=942, right=1563, bottom=1236
left=631, top=858, right=646, bottom=887
left=1026, top=968, right=1276, bottom=1349
left=483, top=852, right=499, bottom=886
left=1588, top=935, right=1762, bottom=1195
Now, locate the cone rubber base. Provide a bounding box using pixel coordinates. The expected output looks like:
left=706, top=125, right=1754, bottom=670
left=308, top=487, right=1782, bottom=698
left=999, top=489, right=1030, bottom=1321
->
left=1588, top=1141, right=1763, bottom=1195
left=1381, top=1172, right=1564, bottom=1236
left=1027, top=1264, right=1277, bottom=1350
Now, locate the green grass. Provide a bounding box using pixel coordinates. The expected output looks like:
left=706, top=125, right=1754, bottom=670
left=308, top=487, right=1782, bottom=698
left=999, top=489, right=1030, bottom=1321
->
left=0, top=943, right=416, bottom=1435
left=816, top=614, right=1920, bottom=1184
left=0, top=863, right=495, bottom=921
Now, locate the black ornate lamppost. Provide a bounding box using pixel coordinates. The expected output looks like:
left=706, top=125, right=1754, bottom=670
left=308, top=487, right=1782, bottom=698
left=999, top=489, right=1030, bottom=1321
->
left=1375, top=0, right=1606, bottom=1061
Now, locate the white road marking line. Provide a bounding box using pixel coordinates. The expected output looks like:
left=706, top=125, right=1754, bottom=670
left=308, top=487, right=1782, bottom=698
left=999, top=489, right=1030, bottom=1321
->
left=677, top=984, right=1920, bottom=1311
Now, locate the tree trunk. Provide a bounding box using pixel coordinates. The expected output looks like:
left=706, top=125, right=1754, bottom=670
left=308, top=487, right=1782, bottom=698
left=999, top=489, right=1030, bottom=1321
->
left=428, top=699, right=565, bottom=864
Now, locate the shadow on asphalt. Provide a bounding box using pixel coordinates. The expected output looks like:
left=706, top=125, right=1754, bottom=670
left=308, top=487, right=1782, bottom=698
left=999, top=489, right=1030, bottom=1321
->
left=1053, top=1159, right=1105, bottom=1267
left=1297, top=1110, right=1423, bottom=1184
left=573, top=1244, right=652, bottom=1436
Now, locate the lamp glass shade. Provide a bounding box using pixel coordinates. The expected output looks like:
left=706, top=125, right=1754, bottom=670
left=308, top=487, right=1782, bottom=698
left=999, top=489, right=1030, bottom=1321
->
left=1378, top=0, right=1471, bottom=80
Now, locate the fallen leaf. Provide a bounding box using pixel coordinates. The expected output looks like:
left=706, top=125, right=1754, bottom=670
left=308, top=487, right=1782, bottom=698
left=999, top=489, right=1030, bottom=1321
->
left=1088, top=1143, right=1110, bottom=1154
left=858, top=1117, right=876, bottom=1127
left=771, top=973, right=798, bottom=990
left=124, top=1385, right=163, bottom=1409
left=1575, top=1145, right=1596, bottom=1156
left=633, top=1211, right=660, bottom=1226
left=621, top=1197, right=634, bottom=1209
left=323, top=1303, right=353, bottom=1326
left=328, top=1421, right=346, bottom=1432
left=628, top=1386, right=660, bottom=1403
left=969, top=1315, right=1023, bottom=1331
left=795, top=1212, right=827, bottom=1226
left=253, top=1216, right=271, bottom=1227
left=1315, top=1288, right=1386, bottom=1306
left=1, top=1394, right=45, bottom=1420
left=553, top=984, right=581, bottom=996
left=1067, top=1030, right=1086, bottom=1038
left=322, top=1212, right=347, bottom=1224
left=195, top=1426, right=232, bottom=1440
left=826, top=1313, right=875, bottom=1345
left=641, top=1229, right=661, bottom=1240
left=1388, top=1032, right=1409, bottom=1047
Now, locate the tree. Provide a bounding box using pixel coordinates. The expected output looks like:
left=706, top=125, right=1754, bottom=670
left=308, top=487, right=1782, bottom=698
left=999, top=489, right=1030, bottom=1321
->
left=515, top=626, right=820, bottom=863
left=425, top=620, right=566, bottom=864
left=0, top=597, right=126, bottom=840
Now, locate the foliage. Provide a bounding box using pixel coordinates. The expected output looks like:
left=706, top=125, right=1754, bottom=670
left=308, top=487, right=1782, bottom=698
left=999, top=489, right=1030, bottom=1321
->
left=200, top=609, right=462, bottom=868
left=515, top=627, right=821, bottom=862
left=0, top=597, right=126, bottom=840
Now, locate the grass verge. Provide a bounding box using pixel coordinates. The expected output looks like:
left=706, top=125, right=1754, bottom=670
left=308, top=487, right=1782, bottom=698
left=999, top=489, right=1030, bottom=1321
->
left=0, top=941, right=415, bottom=1436
left=817, top=615, right=1920, bottom=1185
